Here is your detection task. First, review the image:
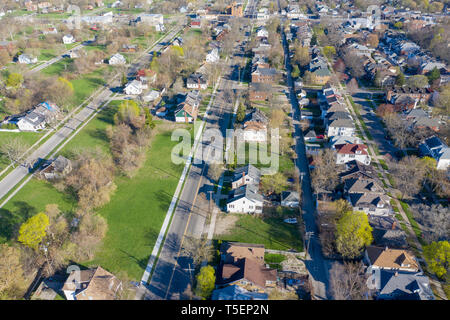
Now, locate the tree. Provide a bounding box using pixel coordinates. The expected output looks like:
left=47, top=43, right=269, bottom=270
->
left=69, top=213, right=108, bottom=261
left=342, top=51, right=365, bottom=79
left=390, top=156, right=425, bottom=198
left=329, top=261, right=369, bottom=300
left=0, top=138, right=29, bottom=168
left=394, top=22, right=403, bottom=29
left=347, top=78, right=359, bottom=95
left=18, top=213, right=50, bottom=250
left=144, top=108, right=155, bottom=129
left=323, top=46, right=336, bottom=59
left=396, top=71, right=405, bottom=86
left=311, top=149, right=340, bottom=192
left=195, top=265, right=215, bottom=299
left=335, top=211, right=373, bottom=259
left=0, top=244, right=24, bottom=296
left=367, top=33, right=379, bottom=48
left=293, top=45, right=310, bottom=67
left=115, top=100, right=143, bottom=129
left=426, top=67, right=441, bottom=84
left=411, top=203, right=449, bottom=243
left=291, top=64, right=300, bottom=78
left=423, top=241, right=450, bottom=279
left=406, top=74, right=429, bottom=88
left=260, top=172, right=289, bottom=195
left=236, top=103, right=246, bottom=123
left=65, top=151, right=116, bottom=212
left=5, top=73, right=23, bottom=88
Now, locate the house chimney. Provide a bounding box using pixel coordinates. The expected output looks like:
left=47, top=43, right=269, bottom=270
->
left=394, top=271, right=398, bottom=277
left=242, top=171, right=246, bottom=185
left=392, top=221, right=397, bottom=230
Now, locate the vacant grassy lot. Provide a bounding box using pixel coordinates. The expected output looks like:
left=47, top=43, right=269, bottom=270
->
left=215, top=214, right=303, bottom=252
left=0, top=131, right=45, bottom=172
left=85, top=127, right=192, bottom=280
left=0, top=178, right=77, bottom=243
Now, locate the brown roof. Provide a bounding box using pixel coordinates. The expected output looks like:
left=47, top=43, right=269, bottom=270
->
left=336, top=143, right=368, bottom=155
left=244, top=121, right=267, bottom=131
left=63, top=267, right=122, bottom=300
left=366, top=246, right=419, bottom=271
left=221, top=242, right=265, bottom=264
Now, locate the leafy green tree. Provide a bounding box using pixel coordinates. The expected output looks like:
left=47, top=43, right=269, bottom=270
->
left=291, top=64, right=300, bottom=78
left=427, top=67, right=441, bottom=84
left=115, top=100, right=141, bottom=127
left=121, top=73, right=128, bottom=87
left=144, top=108, right=155, bottom=129
left=260, top=172, right=289, bottom=195
left=5, top=73, right=23, bottom=88
left=236, top=103, right=246, bottom=122
left=406, top=74, right=429, bottom=88
left=323, top=46, right=336, bottom=59
left=394, top=22, right=403, bottom=29
left=150, top=57, right=159, bottom=73
left=396, top=71, right=405, bottom=86
left=195, top=265, right=215, bottom=299
left=335, top=211, right=373, bottom=259
left=424, top=241, right=450, bottom=279
left=18, top=213, right=50, bottom=250
left=171, top=45, right=184, bottom=57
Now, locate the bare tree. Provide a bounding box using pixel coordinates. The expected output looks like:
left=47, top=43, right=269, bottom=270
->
left=411, top=203, right=449, bottom=243
left=0, top=138, right=29, bottom=168
left=311, top=149, right=340, bottom=193
left=329, top=261, right=370, bottom=300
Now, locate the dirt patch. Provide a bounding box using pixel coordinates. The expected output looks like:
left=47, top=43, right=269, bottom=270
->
left=214, top=213, right=239, bottom=236
left=281, top=254, right=308, bottom=274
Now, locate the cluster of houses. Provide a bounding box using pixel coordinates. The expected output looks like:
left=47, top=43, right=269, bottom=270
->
left=308, top=82, right=396, bottom=219
left=2, top=101, right=60, bottom=131
left=364, top=245, right=434, bottom=300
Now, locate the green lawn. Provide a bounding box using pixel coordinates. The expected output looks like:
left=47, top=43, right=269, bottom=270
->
left=41, top=58, right=74, bottom=76
left=85, top=128, right=192, bottom=280
left=0, top=131, right=44, bottom=172
left=38, top=49, right=57, bottom=61
left=0, top=178, right=77, bottom=243
left=216, top=214, right=303, bottom=252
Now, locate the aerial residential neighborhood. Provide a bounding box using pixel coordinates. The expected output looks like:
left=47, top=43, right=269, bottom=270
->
left=0, top=0, right=448, bottom=308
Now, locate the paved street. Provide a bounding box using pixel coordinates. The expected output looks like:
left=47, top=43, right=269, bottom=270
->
left=0, top=26, right=182, bottom=205
left=278, top=0, right=331, bottom=300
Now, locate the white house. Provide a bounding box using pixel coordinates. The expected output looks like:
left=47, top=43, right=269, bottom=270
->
left=109, top=53, right=126, bottom=65
left=227, top=184, right=264, bottom=214
left=124, top=80, right=146, bottom=95
left=206, top=48, right=220, bottom=63
left=327, top=119, right=355, bottom=137
left=62, top=34, right=75, bottom=44
left=138, top=13, right=164, bottom=26
left=336, top=143, right=371, bottom=165
left=18, top=54, right=37, bottom=64
left=257, top=8, right=269, bottom=20
left=242, top=122, right=267, bottom=142
left=256, top=27, right=269, bottom=38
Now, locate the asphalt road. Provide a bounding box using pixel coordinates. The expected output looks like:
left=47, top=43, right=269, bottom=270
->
left=144, top=53, right=244, bottom=301
left=0, top=26, right=182, bottom=204
left=278, top=1, right=332, bottom=300
left=144, top=5, right=258, bottom=301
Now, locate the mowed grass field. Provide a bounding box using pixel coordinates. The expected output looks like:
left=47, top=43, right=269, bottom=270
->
left=0, top=131, right=45, bottom=172
left=0, top=98, right=193, bottom=280
left=215, top=214, right=303, bottom=252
